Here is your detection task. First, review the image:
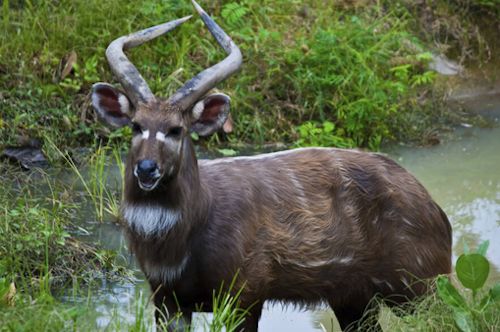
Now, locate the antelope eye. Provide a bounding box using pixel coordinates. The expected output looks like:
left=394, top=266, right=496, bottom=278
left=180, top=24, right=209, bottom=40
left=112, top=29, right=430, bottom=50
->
left=131, top=122, right=142, bottom=135
left=168, top=126, right=183, bottom=137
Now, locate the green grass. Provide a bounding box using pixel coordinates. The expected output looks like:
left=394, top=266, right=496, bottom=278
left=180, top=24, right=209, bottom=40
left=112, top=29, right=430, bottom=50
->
left=205, top=275, right=250, bottom=332
left=0, top=159, right=130, bottom=330
left=379, top=242, right=500, bottom=332
left=0, top=158, right=129, bottom=303
left=379, top=284, right=500, bottom=331
left=50, top=140, right=124, bottom=221
left=0, top=169, right=81, bottom=284
left=1, top=0, right=496, bottom=157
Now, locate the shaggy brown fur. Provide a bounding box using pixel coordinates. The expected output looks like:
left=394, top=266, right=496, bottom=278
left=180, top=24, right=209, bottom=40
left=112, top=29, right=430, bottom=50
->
left=123, top=140, right=452, bottom=331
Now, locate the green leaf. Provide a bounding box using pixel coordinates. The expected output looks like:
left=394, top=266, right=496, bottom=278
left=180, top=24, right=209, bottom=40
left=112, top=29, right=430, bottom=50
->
left=456, top=253, right=490, bottom=290
left=489, top=283, right=500, bottom=302
left=221, top=3, right=248, bottom=28
left=323, top=121, right=335, bottom=133
left=478, top=283, right=500, bottom=311
left=416, top=52, right=433, bottom=62
left=476, top=240, right=490, bottom=256
left=453, top=309, right=475, bottom=332
left=190, top=132, right=199, bottom=141
left=437, top=276, right=476, bottom=332
left=479, top=293, right=491, bottom=311
left=217, top=149, right=238, bottom=157
left=436, top=275, right=468, bottom=310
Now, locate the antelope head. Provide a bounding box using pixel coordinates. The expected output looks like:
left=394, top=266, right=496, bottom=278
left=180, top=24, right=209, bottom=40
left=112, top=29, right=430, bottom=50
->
left=91, top=0, right=242, bottom=192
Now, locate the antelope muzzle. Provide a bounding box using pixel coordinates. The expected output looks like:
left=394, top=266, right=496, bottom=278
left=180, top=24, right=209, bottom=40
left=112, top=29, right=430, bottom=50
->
left=134, top=159, right=162, bottom=191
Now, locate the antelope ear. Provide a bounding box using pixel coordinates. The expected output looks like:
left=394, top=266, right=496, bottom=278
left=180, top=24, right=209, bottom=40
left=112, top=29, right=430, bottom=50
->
left=91, top=83, right=133, bottom=128
left=190, top=93, right=230, bottom=137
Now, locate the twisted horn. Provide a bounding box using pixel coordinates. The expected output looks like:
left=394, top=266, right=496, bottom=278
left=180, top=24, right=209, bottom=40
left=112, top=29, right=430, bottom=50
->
left=167, top=0, right=243, bottom=111
left=106, top=16, right=192, bottom=106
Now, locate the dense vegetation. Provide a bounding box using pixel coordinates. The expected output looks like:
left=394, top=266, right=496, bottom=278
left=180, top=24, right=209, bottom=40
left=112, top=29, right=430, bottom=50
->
left=1, top=0, right=497, bottom=155
left=1, top=0, right=499, bottom=331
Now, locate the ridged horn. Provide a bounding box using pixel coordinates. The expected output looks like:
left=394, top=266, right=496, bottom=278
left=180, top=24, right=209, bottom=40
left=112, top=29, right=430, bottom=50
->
left=106, top=16, right=192, bottom=106
left=167, top=0, right=243, bottom=111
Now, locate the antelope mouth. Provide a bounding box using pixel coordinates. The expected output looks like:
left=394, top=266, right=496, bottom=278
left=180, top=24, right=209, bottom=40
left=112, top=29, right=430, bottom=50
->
left=133, top=165, right=163, bottom=191
left=137, top=176, right=161, bottom=191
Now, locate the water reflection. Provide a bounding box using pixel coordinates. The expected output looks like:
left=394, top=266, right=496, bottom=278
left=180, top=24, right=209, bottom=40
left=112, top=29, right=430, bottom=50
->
left=389, top=119, right=500, bottom=275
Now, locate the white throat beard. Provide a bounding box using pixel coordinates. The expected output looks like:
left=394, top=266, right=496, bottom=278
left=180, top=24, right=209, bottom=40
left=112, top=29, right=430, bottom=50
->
left=122, top=204, right=181, bottom=236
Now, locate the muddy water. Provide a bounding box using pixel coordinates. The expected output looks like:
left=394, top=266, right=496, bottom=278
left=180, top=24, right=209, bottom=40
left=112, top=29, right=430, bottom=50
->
left=72, top=100, right=500, bottom=331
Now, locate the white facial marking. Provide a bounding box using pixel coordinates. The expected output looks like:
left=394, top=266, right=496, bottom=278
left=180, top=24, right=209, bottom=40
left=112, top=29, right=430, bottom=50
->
left=151, top=168, right=161, bottom=178
left=156, top=131, right=166, bottom=143
left=144, top=254, right=190, bottom=284
left=142, top=130, right=150, bottom=140
left=122, top=205, right=180, bottom=236
left=118, top=94, right=130, bottom=115
left=133, top=164, right=138, bottom=178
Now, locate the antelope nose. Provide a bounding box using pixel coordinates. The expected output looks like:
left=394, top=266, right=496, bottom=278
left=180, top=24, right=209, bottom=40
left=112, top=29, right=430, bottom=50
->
left=136, top=159, right=158, bottom=177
